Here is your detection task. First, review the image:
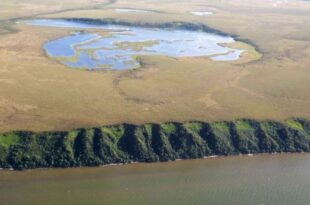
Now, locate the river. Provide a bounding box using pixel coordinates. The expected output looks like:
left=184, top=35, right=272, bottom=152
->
left=0, top=154, right=309, bottom=205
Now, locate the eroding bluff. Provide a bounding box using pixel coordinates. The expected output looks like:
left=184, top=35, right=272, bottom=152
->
left=0, top=119, right=309, bottom=170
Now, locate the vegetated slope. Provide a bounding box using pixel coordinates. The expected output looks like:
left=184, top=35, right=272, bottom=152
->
left=0, top=119, right=309, bottom=170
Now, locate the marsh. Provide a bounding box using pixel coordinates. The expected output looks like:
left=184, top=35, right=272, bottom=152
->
left=29, top=19, right=244, bottom=70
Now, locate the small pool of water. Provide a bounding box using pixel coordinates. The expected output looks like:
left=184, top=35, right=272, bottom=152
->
left=191, top=11, right=213, bottom=16
left=29, top=19, right=244, bottom=70
left=115, top=8, right=149, bottom=13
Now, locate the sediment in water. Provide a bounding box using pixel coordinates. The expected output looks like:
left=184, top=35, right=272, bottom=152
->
left=0, top=119, right=309, bottom=170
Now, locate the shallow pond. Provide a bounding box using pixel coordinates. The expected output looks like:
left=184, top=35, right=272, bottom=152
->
left=115, top=8, right=149, bottom=13
left=191, top=11, right=213, bottom=16
left=29, top=19, right=244, bottom=70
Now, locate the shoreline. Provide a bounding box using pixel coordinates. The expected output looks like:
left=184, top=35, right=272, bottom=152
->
left=1, top=152, right=308, bottom=172
left=61, top=17, right=264, bottom=58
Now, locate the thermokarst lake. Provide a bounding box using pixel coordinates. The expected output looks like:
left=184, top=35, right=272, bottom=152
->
left=28, top=19, right=244, bottom=70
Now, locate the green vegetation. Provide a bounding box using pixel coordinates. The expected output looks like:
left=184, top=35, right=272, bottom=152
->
left=203, top=121, right=235, bottom=155
left=161, top=123, right=177, bottom=135
left=184, top=122, right=203, bottom=133
left=234, top=120, right=260, bottom=153
left=286, top=119, right=305, bottom=131
left=0, top=133, right=21, bottom=148
left=0, top=119, right=309, bottom=170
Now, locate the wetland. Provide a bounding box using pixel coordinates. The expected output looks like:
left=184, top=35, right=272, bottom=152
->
left=29, top=19, right=244, bottom=70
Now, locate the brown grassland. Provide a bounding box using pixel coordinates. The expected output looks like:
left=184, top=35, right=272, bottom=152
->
left=0, top=0, right=309, bottom=132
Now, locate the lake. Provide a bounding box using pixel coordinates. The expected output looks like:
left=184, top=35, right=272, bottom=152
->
left=28, top=19, right=243, bottom=70
left=0, top=154, right=309, bottom=205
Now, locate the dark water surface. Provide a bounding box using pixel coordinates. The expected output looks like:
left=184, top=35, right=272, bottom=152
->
left=0, top=154, right=309, bottom=205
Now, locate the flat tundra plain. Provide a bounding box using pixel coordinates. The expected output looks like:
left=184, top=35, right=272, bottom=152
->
left=0, top=0, right=309, bottom=132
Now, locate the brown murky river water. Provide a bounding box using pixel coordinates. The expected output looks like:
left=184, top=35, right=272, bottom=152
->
left=0, top=154, right=309, bottom=205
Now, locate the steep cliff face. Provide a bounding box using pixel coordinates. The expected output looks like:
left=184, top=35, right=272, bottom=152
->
left=0, top=119, right=309, bottom=170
